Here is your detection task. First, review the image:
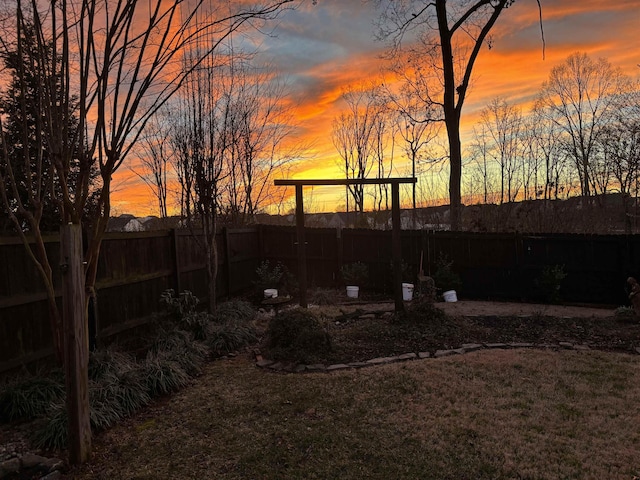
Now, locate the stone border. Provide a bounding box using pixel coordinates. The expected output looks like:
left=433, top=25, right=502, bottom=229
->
left=255, top=342, right=640, bottom=373
left=0, top=453, right=63, bottom=479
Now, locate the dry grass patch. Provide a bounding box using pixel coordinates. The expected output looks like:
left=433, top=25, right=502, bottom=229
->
left=68, top=349, right=640, bottom=480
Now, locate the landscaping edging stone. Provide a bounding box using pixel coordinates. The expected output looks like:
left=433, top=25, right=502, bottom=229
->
left=255, top=341, right=632, bottom=373
left=0, top=452, right=63, bottom=479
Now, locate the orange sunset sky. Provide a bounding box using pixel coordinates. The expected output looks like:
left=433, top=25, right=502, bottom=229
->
left=111, top=0, right=640, bottom=217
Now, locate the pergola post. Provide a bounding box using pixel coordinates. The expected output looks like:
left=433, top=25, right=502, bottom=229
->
left=391, top=182, right=403, bottom=312
left=275, top=177, right=415, bottom=312
left=295, top=184, right=307, bottom=308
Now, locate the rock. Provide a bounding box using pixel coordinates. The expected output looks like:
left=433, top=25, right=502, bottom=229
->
left=366, top=356, right=396, bottom=365
left=397, top=353, right=417, bottom=361
left=418, top=352, right=431, bottom=359
left=509, top=342, right=534, bottom=348
left=461, top=343, right=483, bottom=352
left=485, top=343, right=508, bottom=349
left=40, top=472, right=62, bottom=480
left=0, top=458, right=21, bottom=478
left=326, top=364, right=351, bottom=371
left=306, top=364, right=326, bottom=372
left=294, top=364, right=307, bottom=373
left=558, top=342, right=574, bottom=349
left=256, top=359, right=274, bottom=368
left=434, top=348, right=465, bottom=358
left=348, top=362, right=370, bottom=369
left=21, top=453, right=49, bottom=470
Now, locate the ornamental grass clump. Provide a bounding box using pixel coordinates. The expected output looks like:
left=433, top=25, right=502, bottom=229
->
left=206, top=322, right=257, bottom=357
left=150, top=327, right=208, bottom=376
left=213, top=299, right=256, bottom=324
left=142, top=351, right=192, bottom=397
left=265, top=308, right=331, bottom=363
left=0, top=373, right=64, bottom=423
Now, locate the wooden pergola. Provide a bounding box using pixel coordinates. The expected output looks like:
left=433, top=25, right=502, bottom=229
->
left=274, top=177, right=417, bottom=312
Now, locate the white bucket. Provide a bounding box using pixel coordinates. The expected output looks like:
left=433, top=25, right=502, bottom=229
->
left=402, top=283, right=414, bottom=301
left=346, top=286, right=359, bottom=298
left=264, top=288, right=278, bottom=299
left=443, top=290, right=457, bottom=302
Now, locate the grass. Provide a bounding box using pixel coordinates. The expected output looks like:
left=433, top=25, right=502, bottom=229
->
left=68, top=349, right=640, bottom=480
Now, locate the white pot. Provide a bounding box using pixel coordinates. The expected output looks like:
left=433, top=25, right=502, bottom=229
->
left=264, top=288, right=278, bottom=299
left=443, top=290, right=457, bottom=302
left=402, top=283, right=414, bottom=301
left=346, top=285, right=359, bottom=298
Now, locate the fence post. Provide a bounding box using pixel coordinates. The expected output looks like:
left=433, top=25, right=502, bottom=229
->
left=223, top=227, right=232, bottom=297
left=60, top=223, right=91, bottom=464
left=336, top=226, right=343, bottom=285
left=170, top=228, right=182, bottom=294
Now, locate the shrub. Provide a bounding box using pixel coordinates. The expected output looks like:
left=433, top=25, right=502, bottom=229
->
left=180, top=311, right=213, bottom=341
left=88, top=348, right=137, bottom=381
left=213, top=300, right=256, bottom=324
left=254, top=260, right=284, bottom=291
left=0, top=374, right=64, bottom=423
left=32, top=403, right=68, bottom=450
left=310, top=288, right=337, bottom=306
left=150, top=328, right=208, bottom=376
left=340, top=262, right=369, bottom=286
left=159, top=289, right=200, bottom=320
left=432, top=253, right=462, bottom=294
left=399, top=298, right=449, bottom=325
left=535, top=264, right=567, bottom=304
left=142, top=351, right=192, bottom=397
left=265, top=309, right=331, bottom=363
left=614, top=305, right=636, bottom=321
left=206, top=321, right=257, bottom=357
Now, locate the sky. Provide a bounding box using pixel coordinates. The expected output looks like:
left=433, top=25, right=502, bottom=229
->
left=110, top=0, right=640, bottom=217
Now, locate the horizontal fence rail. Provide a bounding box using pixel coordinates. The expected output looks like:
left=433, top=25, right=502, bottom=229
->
left=1, top=226, right=638, bottom=372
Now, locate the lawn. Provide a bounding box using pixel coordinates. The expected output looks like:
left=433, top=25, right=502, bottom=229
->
left=67, top=347, right=640, bottom=479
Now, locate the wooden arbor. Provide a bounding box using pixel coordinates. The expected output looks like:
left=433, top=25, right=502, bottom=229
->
left=274, top=178, right=417, bottom=312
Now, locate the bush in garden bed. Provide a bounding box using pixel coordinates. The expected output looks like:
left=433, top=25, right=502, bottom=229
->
left=265, top=308, right=332, bottom=364
left=5, top=294, right=261, bottom=450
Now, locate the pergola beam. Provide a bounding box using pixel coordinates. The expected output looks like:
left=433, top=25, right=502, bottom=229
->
left=275, top=177, right=417, bottom=312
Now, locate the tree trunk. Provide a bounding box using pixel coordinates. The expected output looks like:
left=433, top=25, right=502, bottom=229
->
left=446, top=115, right=463, bottom=231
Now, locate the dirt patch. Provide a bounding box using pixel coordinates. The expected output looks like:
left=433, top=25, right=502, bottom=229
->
left=258, top=299, right=639, bottom=365
left=436, top=300, right=613, bottom=318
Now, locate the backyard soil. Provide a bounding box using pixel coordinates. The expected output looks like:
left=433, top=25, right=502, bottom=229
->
left=257, top=298, right=640, bottom=365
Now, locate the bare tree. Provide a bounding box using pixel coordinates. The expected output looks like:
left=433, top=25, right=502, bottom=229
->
left=536, top=52, right=625, bottom=198
left=375, top=0, right=538, bottom=229
left=131, top=109, right=174, bottom=218
left=466, top=124, right=498, bottom=204
left=220, top=60, right=299, bottom=224
left=332, top=83, right=385, bottom=215
left=597, top=83, right=640, bottom=231
left=479, top=97, right=523, bottom=203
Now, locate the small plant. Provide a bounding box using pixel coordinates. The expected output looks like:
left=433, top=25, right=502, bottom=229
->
left=265, top=308, right=331, bottom=363
left=213, top=300, right=256, bottom=324
left=535, top=264, right=567, bottom=304
left=432, top=253, right=462, bottom=294
left=255, top=260, right=284, bottom=289
left=614, top=305, right=636, bottom=321
left=340, top=262, right=369, bottom=286
left=159, top=289, right=200, bottom=319
left=310, top=288, right=337, bottom=306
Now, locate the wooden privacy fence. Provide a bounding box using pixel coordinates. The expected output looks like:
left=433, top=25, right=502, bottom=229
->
left=2, top=226, right=639, bottom=371
left=0, top=228, right=260, bottom=372
left=259, top=226, right=638, bottom=305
